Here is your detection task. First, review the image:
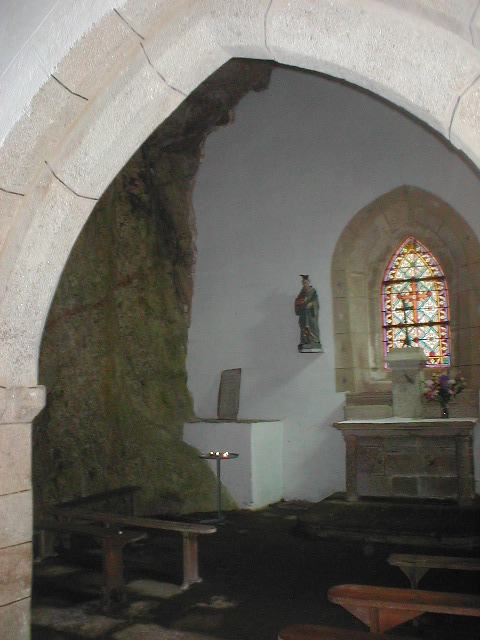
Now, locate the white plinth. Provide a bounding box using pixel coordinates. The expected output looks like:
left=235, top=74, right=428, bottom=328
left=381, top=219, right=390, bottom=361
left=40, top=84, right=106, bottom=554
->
left=183, top=421, right=283, bottom=509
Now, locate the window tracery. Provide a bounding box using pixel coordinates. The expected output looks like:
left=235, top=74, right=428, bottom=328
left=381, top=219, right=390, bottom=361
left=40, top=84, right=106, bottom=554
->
left=382, top=237, right=450, bottom=367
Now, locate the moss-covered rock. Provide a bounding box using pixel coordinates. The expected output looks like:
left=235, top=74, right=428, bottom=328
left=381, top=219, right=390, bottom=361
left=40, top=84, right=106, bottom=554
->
left=33, top=59, right=273, bottom=516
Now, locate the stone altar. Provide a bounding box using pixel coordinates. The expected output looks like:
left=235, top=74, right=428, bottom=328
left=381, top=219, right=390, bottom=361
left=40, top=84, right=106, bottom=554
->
left=334, top=348, right=478, bottom=507
left=332, top=418, right=477, bottom=507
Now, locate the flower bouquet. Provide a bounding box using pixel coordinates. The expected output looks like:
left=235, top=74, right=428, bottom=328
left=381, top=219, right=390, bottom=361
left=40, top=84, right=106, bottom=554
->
left=423, top=370, right=467, bottom=418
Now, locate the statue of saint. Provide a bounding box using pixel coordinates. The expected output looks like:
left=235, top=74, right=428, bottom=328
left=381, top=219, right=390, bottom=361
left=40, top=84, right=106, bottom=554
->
left=295, top=275, right=322, bottom=352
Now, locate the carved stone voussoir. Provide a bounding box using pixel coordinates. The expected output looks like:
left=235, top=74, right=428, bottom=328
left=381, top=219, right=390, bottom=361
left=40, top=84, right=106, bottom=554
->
left=0, top=386, right=46, bottom=424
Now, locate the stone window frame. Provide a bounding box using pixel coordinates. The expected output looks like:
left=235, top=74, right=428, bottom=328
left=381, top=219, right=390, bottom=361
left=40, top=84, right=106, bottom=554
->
left=332, top=185, right=480, bottom=394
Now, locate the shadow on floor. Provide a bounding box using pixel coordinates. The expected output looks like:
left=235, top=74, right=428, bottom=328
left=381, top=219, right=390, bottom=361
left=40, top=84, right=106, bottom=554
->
left=32, top=501, right=480, bottom=640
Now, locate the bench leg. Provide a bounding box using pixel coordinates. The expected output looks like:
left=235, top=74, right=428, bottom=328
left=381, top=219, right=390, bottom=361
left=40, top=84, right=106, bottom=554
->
left=400, top=566, right=429, bottom=589
left=369, top=607, right=380, bottom=633
left=126, top=492, right=136, bottom=516
left=372, top=607, right=422, bottom=633
left=342, top=603, right=422, bottom=633
left=101, top=537, right=128, bottom=609
left=35, top=530, right=56, bottom=561
left=181, top=533, right=201, bottom=590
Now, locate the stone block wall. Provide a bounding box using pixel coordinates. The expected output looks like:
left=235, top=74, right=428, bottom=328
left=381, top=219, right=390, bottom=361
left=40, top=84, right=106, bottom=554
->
left=356, top=436, right=471, bottom=500
left=0, top=387, right=45, bottom=637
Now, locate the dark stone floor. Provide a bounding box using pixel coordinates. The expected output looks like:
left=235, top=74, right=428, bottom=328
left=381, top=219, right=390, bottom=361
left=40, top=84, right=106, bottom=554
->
left=32, top=500, right=480, bottom=640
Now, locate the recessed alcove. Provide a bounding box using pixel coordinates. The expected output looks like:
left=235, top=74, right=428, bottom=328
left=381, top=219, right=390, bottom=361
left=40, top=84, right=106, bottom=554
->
left=332, top=186, right=480, bottom=397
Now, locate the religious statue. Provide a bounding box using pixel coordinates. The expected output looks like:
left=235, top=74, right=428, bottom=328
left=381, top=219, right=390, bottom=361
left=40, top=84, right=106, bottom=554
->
left=294, top=275, right=322, bottom=352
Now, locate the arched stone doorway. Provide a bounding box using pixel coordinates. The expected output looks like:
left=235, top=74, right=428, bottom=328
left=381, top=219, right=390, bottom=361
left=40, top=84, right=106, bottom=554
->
left=1, top=2, right=480, bottom=635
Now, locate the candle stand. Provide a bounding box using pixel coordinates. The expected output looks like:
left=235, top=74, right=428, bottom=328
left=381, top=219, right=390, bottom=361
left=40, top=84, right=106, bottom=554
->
left=199, top=451, right=239, bottom=522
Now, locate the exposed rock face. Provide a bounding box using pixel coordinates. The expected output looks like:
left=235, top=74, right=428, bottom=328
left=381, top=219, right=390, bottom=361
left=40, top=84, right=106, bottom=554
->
left=33, top=59, right=273, bottom=515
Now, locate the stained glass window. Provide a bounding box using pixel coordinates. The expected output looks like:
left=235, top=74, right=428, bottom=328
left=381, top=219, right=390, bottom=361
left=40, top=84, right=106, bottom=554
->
left=382, top=237, right=450, bottom=367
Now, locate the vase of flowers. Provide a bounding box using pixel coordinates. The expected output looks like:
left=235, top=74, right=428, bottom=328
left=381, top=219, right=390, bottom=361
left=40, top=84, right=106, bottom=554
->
left=423, top=370, right=467, bottom=418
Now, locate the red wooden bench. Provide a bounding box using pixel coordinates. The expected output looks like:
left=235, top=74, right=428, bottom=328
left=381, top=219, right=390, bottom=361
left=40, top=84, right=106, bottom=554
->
left=328, top=584, right=480, bottom=633
left=278, top=624, right=416, bottom=640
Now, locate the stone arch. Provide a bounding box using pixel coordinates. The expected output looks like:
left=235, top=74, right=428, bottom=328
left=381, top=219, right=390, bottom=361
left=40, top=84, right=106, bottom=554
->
left=2, top=1, right=480, bottom=387
left=331, top=185, right=480, bottom=393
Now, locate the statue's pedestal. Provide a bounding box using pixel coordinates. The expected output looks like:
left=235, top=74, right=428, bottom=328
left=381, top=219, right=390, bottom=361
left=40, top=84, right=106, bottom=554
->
left=333, top=418, right=477, bottom=507
left=183, top=420, right=283, bottom=510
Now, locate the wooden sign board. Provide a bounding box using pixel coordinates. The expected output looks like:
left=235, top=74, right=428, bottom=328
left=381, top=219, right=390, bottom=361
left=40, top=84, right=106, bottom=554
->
left=217, top=368, right=241, bottom=420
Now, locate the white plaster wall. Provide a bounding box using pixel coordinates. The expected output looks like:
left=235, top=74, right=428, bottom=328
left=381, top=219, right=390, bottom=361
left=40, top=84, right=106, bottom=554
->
left=188, top=66, right=480, bottom=503
left=251, top=422, right=283, bottom=507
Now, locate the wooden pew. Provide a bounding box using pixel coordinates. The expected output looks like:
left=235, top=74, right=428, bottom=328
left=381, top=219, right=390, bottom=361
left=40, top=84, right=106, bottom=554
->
left=327, top=584, right=480, bottom=633
left=278, top=624, right=416, bottom=640
left=55, top=485, right=142, bottom=516
left=35, top=486, right=142, bottom=562
left=36, top=518, right=146, bottom=609
left=388, top=553, right=480, bottom=589
left=48, top=505, right=216, bottom=590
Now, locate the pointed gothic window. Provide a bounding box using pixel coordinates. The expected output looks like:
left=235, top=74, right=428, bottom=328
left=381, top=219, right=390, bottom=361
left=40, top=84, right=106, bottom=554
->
left=382, top=237, right=450, bottom=367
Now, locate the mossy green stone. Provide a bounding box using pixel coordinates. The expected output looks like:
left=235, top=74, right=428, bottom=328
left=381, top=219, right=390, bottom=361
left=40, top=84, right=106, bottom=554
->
left=33, top=60, right=273, bottom=516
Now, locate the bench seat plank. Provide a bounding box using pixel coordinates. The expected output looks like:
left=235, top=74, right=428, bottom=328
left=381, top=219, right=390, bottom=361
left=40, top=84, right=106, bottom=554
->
left=36, top=519, right=145, bottom=542
left=278, top=623, right=417, bottom=640
left=328, top=584, right=480, bottom=633
left=56, top=486, right=142, bottom=515
left=388, top=553, right=480, bottom=589
left=51, top=506, right=216, bottom=535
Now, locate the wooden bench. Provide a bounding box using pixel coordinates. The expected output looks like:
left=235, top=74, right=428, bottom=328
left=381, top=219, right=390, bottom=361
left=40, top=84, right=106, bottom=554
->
left=48, top=505, right=216, bottom=590
left=54, top=485, right=142, bottom=516
left=388, top=553, right=480, bottom=589
left=327, top=584, right=480, bottom=633
left=36, top=519, right=147, bottom=609
left=35, top=486, right=142, bottom=562
left=278, top=624, right=416, bottom=640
